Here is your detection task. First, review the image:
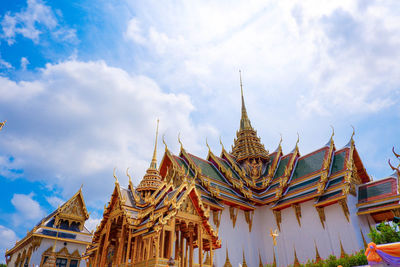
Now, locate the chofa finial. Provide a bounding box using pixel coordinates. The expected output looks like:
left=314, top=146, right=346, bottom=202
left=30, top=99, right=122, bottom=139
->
left=0, top=120, right=6, bottom=131
left=178, top=132, right=183, bottom=150
left=219, top=136, right=225, bottom=151
left=126, top=167, right=132, bottom=183
left=330, top=125, right=335, bottom=140
left=206, top=138, right=211, bottom=152
left=296, top=132, right=300, bottom=146
left=113, top=167, right=119, bottom=184
left=279, top=133, right=283, bottom=147
left=162, top=134, right=168, bottom=152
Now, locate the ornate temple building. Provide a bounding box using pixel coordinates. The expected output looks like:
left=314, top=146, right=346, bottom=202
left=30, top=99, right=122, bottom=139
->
left=85, top=76, right=400, bottom=267
left=5, top=188, right=92, bottom=267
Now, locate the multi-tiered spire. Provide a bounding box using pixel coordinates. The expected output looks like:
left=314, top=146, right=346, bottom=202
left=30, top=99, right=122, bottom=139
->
left=136, top=119, right=162, bottom=196
left=231, top=71, right=269, bottom=165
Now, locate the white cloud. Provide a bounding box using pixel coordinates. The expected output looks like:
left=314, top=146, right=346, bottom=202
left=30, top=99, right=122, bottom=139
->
left=123, top=0, right=400, bottom=119
left=45, top=196, right=64, bottom=208
left=0, top=59, right=217, bottom=206
left=0, top=225, right=18, bottom=263
left=20, top=57, right=29, bottom=70
left=11, top=193, right=45, bottom=226
left=85, top=213, right=102, bottom=233
left=0, top=0, right=77, bottom=45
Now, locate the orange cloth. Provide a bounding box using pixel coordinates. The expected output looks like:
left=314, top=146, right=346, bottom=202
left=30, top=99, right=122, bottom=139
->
left=365, top=243, right=382, bottom=262
left=365, top=242, right=400, bottom=262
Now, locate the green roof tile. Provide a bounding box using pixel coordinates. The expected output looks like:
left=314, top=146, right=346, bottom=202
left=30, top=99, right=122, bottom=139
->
left=274, top=156, right=290, bottom=179
left=291, top=149, right=326, bottom=181
left=358, top=180, right=394, bottom=202
left=331, top=150, right=346, bottom=174
left=189, top=155, right=226, bottom=183
left=286, top=176, right=320, bottom=194
left=318, top=190, right=342, bottom=203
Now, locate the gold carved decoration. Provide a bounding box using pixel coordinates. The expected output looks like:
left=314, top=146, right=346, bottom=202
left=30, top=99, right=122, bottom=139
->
left=293, top=247, right=300, bottom=267
left=388, top=147, right=400, bottom=193
left=0, top=120, right=6, bottom=131
left=360, top=228, right=367, bottom=249
left=316, top=207, right=326, bottom=229
left=258, top=251, right=263, bottom=267
left=179, top=197, right=196, bottom=215
left=229, top=207, right=238, bottom=228
left=212, top=210, right=221, bottom=229
left=314, top=240, right=321, bottom=263
left=244, top=210, right=254, bottom=232
left=244, top=158, right=263, bottom=180
left=340, top=239, right=347, bottom=258
left=273, top=210, right=281, bottom=231
left=292, top=204, right=301, bottom=227
left=223, top=247, right=232, bottom=267
left=393, top=208, right=400, bottom=217
left=242, top=250, right=248, bottom=267
left=338, top=199, right=350, bottom=222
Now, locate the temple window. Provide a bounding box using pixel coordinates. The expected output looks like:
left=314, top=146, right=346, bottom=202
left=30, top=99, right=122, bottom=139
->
left=56, top=258, right=68, bottom=267
left=69, top=259, right=79, bottom=267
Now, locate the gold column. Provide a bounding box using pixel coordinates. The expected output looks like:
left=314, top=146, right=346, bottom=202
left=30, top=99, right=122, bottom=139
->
left=170, top=221, right=176, bottom=259
left=175, top=225, right=180, bottom=260
left=125, top=229, right=132, bottom=264
left=132, top=237, right=137, bottom=264
left=116, top=221, right=126, bottom=265
left=198, top=225, right=203, bottom=267
left=161, top=229, right=165, bottom=258
left=99, top=221, right=111, bottom=267
left=210, top=237, right=213, bottom=267
left=189, top=226, right=194, bottom=267
left=184, top=238, right=188, bottom=267
left=180, top=229, right=184, bottom=267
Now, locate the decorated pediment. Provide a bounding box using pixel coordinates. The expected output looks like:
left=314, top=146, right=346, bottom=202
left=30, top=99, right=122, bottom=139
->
left=54, top=189, right=89, bottom=229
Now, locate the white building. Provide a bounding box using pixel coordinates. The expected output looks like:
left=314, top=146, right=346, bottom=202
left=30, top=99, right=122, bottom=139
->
left=5, top=189, right=92, bottom=267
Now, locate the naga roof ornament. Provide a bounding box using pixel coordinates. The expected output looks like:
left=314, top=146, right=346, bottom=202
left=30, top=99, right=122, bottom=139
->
left=231, top=71, right=269, bottom=180
left=136, top=119, right=163, bottom=193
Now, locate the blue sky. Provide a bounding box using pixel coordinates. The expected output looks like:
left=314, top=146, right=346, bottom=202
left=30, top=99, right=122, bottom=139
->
left=1, top=0, right=400, bottom=262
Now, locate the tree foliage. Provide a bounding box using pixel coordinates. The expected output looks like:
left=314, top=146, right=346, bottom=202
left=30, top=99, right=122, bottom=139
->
left=368, top=221, right=400, bottom=245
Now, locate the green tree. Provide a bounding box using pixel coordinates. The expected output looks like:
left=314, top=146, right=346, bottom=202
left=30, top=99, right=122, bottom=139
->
left=368, top=222, right=400, bottom=244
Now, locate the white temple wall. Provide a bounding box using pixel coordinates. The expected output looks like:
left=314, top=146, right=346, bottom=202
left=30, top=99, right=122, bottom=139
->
left=7, top=238, right=87, bottom=267
left=208, top=197, right=371, bottom=267
left=347, top=189, right=375, bottom=247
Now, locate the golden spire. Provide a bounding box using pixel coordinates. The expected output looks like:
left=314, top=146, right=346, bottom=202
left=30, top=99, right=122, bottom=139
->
left=0, top=120, right=6, bottom=131
left=223, top=247, right=232, bottom=267
left=239, top=70, right=252, bottom=131
left=242, top=249, right=248, bottom=267
left=150, top=119, right=159, bottom=170
left=231, top=71, right=269, bottom=164
left=137, top=120, right=162, bottom=194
